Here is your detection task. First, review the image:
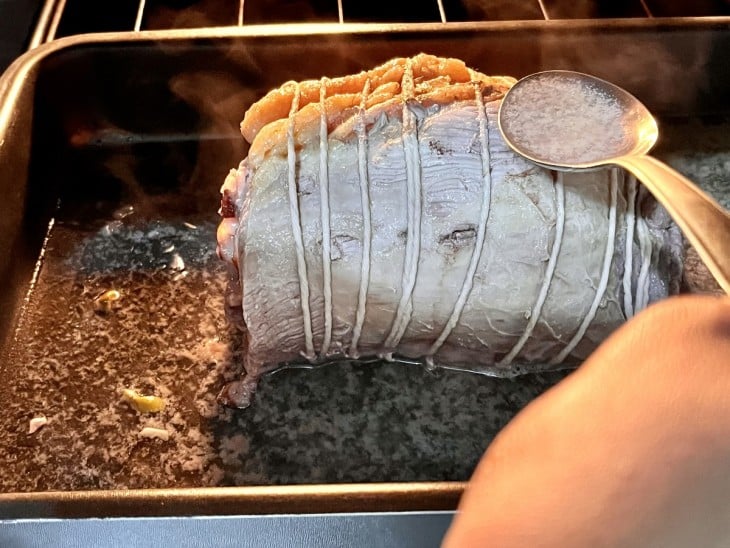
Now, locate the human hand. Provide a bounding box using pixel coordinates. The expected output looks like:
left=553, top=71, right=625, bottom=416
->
left=443, top=295, right=730, bottom=548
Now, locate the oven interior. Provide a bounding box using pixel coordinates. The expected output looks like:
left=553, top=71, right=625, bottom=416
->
left=32, top=0, right=730, bottom=43
left=0, top=25, right=727, bottom=497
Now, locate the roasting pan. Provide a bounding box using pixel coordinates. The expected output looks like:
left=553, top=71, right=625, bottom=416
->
left=0, top=19, right=728, bottom=538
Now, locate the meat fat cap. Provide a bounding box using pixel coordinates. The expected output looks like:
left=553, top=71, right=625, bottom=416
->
left=240, top=53, right=515, bottom=144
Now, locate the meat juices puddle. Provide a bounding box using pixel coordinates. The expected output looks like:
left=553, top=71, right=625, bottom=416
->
left=0, top=213, right=565, bottom=491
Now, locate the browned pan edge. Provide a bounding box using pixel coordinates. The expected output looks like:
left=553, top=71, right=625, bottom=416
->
left=0, top=482, right=464, bottom=518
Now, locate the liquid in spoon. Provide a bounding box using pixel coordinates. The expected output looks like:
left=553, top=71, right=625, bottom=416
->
left=499, top=72, right=635, bottom=166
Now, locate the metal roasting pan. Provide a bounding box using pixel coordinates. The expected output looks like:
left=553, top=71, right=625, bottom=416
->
left=0, top=20, right=728, bottom=535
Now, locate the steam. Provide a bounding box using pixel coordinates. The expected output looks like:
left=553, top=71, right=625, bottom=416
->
left=531, top=27, right=716, bottom=117
left=142, top=0, right=340, bottom=28
left=457, top=0, right=545, bottom=20
left=144, top=0, right=240, bottom=29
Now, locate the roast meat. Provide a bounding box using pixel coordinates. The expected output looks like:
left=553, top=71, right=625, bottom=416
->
left=217, top=54, right=683, bottom=407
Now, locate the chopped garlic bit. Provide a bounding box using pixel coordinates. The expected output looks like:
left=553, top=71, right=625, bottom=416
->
left=169, top=253, right=185, bottom=271
left=96, top=289, right=121, bottom=302
left=138, top=427, right=170, bottom=441
left=122, top=388, right=166, bottom=413
left=28, top=415, right=48, bottom=434
left=94, top=289, right=121, bottom=314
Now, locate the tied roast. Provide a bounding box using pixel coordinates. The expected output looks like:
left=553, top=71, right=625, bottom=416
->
left=216, top=54, right=683, bottom=407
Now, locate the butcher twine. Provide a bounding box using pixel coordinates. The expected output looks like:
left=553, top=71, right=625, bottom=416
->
left=349, top=78, right=373, bottom=359
left=319, top=77, right=334, bottom=356
left=498, top=172, right=566, bottom=366
left=286, top=83, right=316, bottom=360
left=382, top=58, right=423, bottom=355
left=635, top=184, right=654, bottom=312
left=622, top=174, right=638, bottom=317
left=550, top=168, right=619, bottom=365
left=427, top=81, right=495, bottom=359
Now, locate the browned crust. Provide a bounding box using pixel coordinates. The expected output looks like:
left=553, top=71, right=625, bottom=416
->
left=241, top=54, right=516, bottom=169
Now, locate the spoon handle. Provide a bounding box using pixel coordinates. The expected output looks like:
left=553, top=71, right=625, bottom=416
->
left=613, top=155, right=730, bottom=295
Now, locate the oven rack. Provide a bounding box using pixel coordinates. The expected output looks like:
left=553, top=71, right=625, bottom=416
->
left=31, top=0, right=730, bottom=48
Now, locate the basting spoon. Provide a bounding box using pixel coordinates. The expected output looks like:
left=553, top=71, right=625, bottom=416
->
left=498, top=70, right=730, bottom=295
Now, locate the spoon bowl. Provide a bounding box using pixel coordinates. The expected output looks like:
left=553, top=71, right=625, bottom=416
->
left=498, top=70, right=730, bottom=294
left=499, top=71, right=659, bottom=171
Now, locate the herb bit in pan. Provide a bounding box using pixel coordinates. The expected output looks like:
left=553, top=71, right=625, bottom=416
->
left=122, top=389, right=166, bottom=414
left=93, top=289, right=121, bottom=315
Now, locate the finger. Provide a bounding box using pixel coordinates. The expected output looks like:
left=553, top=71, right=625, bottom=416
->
left=443, top=295, right=730, bottom=548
